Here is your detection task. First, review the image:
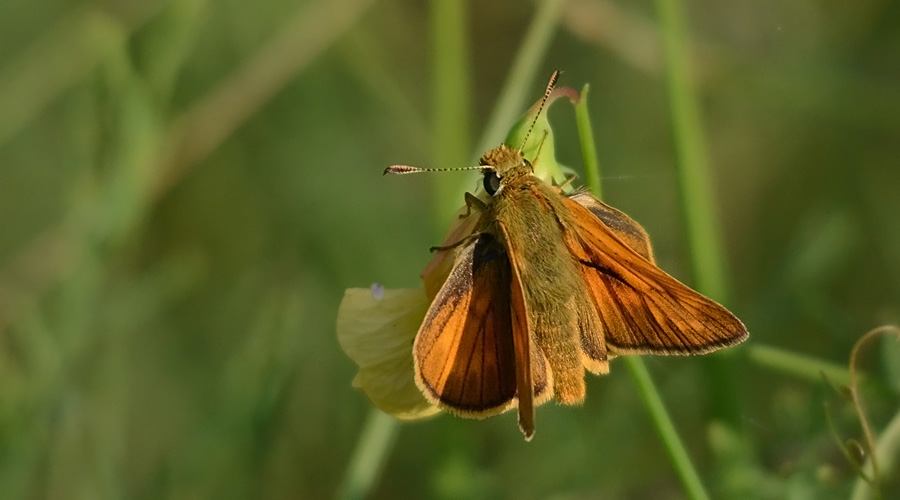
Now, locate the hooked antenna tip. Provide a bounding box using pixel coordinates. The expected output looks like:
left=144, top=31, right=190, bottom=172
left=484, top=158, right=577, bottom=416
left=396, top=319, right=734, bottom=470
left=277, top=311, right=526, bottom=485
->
left=384, top=165, right=422, bottom=175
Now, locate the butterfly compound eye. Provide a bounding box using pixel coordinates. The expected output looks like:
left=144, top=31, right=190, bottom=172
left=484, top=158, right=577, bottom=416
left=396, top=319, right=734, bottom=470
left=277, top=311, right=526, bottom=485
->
left=483, top=171, right=501, bottom=196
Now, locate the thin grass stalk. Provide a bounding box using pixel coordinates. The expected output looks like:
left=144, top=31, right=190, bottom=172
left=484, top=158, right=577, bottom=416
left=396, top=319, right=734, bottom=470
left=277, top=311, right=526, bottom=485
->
left=653, top=0, right=727, bottom=302
left=625, top=358, right=712, bottom=500
left=335, top=411, right=400, bottom=500
left=575, top=84, right=601, bottom=198
left=747, top=344, right=851, bottom=386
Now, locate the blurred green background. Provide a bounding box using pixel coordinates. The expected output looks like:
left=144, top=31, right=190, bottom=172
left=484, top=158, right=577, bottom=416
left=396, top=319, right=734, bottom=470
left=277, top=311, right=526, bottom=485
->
left=1, top=0, right=898, bottom=498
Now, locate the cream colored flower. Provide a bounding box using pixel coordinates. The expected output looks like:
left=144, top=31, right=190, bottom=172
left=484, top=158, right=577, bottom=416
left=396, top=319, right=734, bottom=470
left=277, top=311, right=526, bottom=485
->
left=336, top=286, right=439, bottom=419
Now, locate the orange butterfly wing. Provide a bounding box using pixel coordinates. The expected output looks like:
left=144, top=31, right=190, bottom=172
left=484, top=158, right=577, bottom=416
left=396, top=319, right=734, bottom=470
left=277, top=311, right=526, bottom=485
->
left=414, top=233, right=550, bottom=422
left=568, top=192, right=654, bottom=261
left=562, top=195, right=748, bottom=355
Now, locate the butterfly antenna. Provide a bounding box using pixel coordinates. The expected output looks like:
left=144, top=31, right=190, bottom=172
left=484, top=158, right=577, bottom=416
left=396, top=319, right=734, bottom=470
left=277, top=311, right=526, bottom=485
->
left=384, top=165, right=487, bottom=176
left=518, top=70, right=561, bottom=152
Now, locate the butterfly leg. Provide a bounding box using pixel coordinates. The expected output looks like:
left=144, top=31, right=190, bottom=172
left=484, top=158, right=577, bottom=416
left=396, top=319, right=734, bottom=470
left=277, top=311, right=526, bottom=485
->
left=557, top=174, right=578, bottom=191
left=430, top=193, right=486, bottom=252
left=458, top=192, right=487, bottom=219
left=430, top=233, right=480, bottom=253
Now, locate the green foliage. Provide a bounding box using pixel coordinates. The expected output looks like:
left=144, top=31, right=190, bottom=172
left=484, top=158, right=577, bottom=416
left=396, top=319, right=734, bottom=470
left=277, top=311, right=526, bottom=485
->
left=0, top=0, right=898, bottom=499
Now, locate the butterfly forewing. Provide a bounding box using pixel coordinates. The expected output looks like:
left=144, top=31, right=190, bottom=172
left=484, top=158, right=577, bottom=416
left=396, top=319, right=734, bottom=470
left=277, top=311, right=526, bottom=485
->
left=568, top=192, right=654, bottom=262
left=413, top=233, right=519, bottom=415
left=561, top=195, right=748, bottom=355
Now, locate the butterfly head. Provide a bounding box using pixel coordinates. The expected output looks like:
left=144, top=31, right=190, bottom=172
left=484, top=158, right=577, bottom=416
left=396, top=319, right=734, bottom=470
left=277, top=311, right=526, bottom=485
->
left=478, top=145, right=533, bottom=197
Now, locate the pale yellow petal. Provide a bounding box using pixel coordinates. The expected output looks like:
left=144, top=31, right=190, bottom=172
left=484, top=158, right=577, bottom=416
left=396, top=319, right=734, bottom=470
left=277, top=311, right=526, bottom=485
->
left=336, top=287, right=440, bottom=419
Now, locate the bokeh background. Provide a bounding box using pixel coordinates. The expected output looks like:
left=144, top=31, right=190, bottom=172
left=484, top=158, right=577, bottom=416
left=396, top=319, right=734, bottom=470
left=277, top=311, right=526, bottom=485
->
left=1, top=0, right=898, bottom=498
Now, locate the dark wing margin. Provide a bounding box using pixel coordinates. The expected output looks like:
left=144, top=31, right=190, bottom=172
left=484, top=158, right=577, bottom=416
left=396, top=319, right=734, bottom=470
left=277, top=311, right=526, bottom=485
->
left=413, top=233, right=519, bottom=416
left=561, top=196, right=748, bottom=355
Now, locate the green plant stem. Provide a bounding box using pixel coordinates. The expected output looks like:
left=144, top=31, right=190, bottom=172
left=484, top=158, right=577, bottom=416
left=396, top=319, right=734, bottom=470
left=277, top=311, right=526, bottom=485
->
left=445, top=0, right=565, bottom=208
left=578, top=82, right=710, bottom=500
left=654, top=0, right=741, bottom=425
left=654, top=0, right=728, bottom=303
left=625, top=358, right=712, bottom=500
left=747, top=343, right=851, bottom=386
left=336, top=411, right=400, bottom=500
left=575, top=84, right=601, bottom=198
